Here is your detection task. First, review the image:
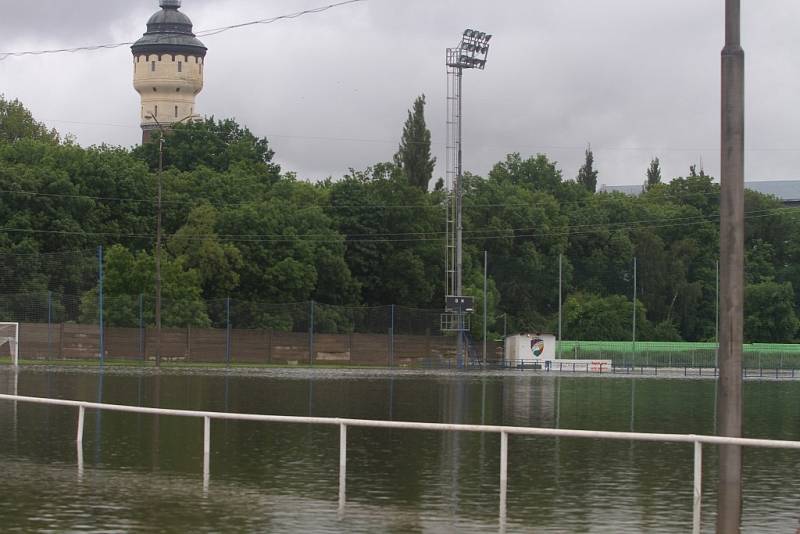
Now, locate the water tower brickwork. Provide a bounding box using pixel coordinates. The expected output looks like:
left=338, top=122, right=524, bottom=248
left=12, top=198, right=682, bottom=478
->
left=132, top=0, right=207, bottom=143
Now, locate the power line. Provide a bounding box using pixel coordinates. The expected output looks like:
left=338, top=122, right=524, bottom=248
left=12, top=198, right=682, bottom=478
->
left=0, top=206, right=795, bottom=245
left=0, top=0, right=366, bottom=61
left=0, top=182, right=723, bottom=212
left=35, top=116, right=800, bottom=154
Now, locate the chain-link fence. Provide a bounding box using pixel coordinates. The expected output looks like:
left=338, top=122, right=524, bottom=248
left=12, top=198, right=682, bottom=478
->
left=0, top=247, right=797, bottom=368
left=0, top=291, right=470, bottom=366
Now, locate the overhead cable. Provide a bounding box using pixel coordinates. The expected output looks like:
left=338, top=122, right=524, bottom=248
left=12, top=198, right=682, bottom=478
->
left=0, top=0, right=366, bottom=61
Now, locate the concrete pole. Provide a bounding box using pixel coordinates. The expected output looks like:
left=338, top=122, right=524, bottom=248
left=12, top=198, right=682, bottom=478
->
left=483, top=250, right=488, bottom=366
left=98, top=245, right=104, bottom=365
left=632, top=257, right=637, bottom=368
left=155, top=135, right=163, bottom=367
left=558, top=254, right=563, bottom=358
left=716, top=260, right=720, bottom=366
left=455, top=69, right=465, bottom=367
left=717, top=0, right=744, bottom=531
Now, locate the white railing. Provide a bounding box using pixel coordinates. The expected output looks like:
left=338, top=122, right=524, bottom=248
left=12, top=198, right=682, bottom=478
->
left=2, top=393, right=800, bottom=532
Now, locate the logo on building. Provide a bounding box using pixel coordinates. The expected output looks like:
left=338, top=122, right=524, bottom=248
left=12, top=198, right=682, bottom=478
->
left=530, top=338, right=544, bottom=358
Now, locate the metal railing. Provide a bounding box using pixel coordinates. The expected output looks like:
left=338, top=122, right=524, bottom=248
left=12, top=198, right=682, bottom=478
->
left=2, top=393, right=800, bottom=532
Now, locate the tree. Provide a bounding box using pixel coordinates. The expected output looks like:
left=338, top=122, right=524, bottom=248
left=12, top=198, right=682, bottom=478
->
left=324, top=166, right=441, bottom=307
left=745, top=281, right=798, bottom=342
left=168, top=204, right=243, bottom=298
left=394, top=95, right=436, bottom=191
left=645, top=157, right=662, bottom=190
left=488, top=153, right=566, bottom=195
left=133, top=117, right=281, bottom=181
left=79, top=245, right=210, bottom=327
left=0, top=95, right=59, bottom=144
left=576, top=146, right=598, bottom=193
left=563, top=292, right=649, bottom=341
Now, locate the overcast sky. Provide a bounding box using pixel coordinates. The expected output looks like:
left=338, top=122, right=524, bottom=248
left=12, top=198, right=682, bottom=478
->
left=1, top=0, right=798, bottom=186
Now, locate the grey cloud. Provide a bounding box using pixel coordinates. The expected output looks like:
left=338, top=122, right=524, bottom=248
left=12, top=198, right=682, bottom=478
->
left=1, top=0, right=799, bottom=186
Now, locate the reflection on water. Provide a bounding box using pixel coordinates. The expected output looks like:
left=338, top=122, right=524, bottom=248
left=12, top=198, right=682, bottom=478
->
left=1, top=367, right=800, bottom=532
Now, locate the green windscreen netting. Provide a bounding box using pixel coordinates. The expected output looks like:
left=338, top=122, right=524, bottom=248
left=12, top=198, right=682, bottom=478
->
left=556, top=341, right=800, bottom=367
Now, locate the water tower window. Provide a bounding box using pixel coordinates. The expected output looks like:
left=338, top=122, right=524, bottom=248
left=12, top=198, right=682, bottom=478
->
left=151, top=61, right=156, bottom=72
left=174, top=106, right=178, bottom=118
left=155, top=105, right=158, bottom=117
left=178, top=62, right=182, bottom=73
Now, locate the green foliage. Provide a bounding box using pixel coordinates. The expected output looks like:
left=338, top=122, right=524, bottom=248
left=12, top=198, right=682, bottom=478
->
left=325, top=166, right=441, bottom=307
left=133, top=117, right=281, bottom=180
left=80, top=245, right=210, bottom=327
left=462, top=267, right=500, bottom=340
left=168, top=204, right=243, bottom=298
left=394, top=95, right=436, bottom=190
left=645, top=157, right=661, bottom=191
left=0, top=95, right=59, bottom=144
left=576, top=147, right=598, bottom=193
left=563, top=293, right=647, bottom=341
left=4, top=97, right=800, bottom=344
left=745, top=281, right=798, bottom=343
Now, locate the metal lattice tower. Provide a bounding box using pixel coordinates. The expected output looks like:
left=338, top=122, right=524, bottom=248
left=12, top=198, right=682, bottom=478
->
left=444, top=30, right=491, bottom=366
left=445, top=58, right=462, bottom=300
left=444, top=29, right=491, bottom=303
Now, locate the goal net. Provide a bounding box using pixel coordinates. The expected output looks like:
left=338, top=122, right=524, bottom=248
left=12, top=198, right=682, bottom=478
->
left=0, top=322, right=19, bottom=366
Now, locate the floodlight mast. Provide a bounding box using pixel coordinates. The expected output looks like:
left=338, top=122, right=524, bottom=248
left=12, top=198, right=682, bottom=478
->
left=445, top=29, right=491, bottom=367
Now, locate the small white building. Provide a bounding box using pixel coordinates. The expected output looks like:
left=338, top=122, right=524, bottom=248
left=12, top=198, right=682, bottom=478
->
left=504, top=333, right=611, bottom=372
left=505, top=333, right=556, bottom=367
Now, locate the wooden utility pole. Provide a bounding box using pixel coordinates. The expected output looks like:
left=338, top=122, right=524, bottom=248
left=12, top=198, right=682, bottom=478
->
left=717, top=0, right=745, bottom=531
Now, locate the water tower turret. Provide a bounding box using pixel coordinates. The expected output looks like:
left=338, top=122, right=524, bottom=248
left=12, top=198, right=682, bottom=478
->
left=131, top=0, right=207, bottom=142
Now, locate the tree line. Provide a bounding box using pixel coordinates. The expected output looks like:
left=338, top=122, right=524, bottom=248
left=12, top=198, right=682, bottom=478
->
left=0, top=94, right=797, bottom=342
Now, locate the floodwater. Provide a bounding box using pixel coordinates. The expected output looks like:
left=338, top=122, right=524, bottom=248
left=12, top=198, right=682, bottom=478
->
left=0, top=367, right=799, bottom=533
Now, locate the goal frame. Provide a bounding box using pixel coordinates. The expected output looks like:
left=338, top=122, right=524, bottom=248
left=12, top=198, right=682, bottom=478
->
left=0, top=322, right=19, bottom=366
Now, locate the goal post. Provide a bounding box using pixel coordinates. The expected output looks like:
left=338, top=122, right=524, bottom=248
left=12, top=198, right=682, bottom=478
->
left=0, top=322, right=19, bottom=366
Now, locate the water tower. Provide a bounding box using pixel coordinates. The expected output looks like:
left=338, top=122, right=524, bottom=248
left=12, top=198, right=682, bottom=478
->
left=132, top=0, right=207, bottom=142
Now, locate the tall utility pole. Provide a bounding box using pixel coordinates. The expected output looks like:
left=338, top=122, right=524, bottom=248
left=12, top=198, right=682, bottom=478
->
left=632, top=257, right=637, bottom=368
left=558, top=254, right=563, bottom=357
left=155, top=134, right=164, bottom=367
left=482, top=250, right=488, bottom=366
left=445, top=29, right=492, bottom=365
left=146, top=113, right=194, bottom=367
left=717, top=0, right=745, bottom=531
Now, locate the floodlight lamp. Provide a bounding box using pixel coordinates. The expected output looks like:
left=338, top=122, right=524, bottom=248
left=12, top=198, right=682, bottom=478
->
left=476, top=32, right=485, bottom=40
left=464, top=29, right=472, bottom=37
left=485, top=34, right=492, bottom=42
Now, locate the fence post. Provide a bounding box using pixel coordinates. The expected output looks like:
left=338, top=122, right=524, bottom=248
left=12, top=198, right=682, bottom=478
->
left=339, top=423, right=347, bottom=512
left=389, top=304, right=395, bottom=368
left=558, top=253, right=562, bottom=359
left=499, top=431, right=508, bottom=525
left=98, top=245, right=104, bottom=365
left=47, top=290, right=53, bottom=360
left=138, top=294, right=144, bottom=361
left=225, top=297, right=232, bottom=366
left=76, top=405, right=85, bottom=443
left=309, top=300, right=315, bottom=366
left=483, top=250, right=488, bottom=366
left=693, top=441, right=703, bottom=533
left=632, top=256, right=637, bottom=369
left=203, top=416, right=211, bottom=491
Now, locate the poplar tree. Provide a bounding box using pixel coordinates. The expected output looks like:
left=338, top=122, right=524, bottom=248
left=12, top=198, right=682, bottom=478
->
left=576, top=146, right=598, bottom=193
left=645, top=157, right=662, bottom=190
left=395, top=95, right=436, bottom=190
